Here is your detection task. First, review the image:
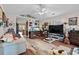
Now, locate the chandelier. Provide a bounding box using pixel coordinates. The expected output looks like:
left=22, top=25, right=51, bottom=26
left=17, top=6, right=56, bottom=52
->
left=36, top=4, right=49, bottom=15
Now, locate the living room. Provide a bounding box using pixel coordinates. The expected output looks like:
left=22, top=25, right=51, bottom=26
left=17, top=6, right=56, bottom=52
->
left=0, top=4, right=79, bottom=55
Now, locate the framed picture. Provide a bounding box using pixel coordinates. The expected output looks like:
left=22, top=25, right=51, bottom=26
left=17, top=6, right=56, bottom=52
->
left=29, top=22, right=32, bottom=26
left=69, top=17, right=77, bottom=25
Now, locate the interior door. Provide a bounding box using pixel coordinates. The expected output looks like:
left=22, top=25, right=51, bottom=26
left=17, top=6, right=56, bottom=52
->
left=26, top=21, right=28, bottom=37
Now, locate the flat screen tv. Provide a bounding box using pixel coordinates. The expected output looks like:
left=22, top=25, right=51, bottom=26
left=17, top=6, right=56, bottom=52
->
left=49, top=25, right=63, bottom=34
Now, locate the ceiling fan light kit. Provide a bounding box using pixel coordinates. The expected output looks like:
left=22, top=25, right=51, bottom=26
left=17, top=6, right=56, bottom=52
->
left=35, top=4, right=55, bottom=16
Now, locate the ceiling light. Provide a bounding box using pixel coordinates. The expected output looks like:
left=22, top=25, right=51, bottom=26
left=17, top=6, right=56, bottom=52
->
left=41, top=8, right=47, bottom=12
left=36, top=4, right=55, bottom=16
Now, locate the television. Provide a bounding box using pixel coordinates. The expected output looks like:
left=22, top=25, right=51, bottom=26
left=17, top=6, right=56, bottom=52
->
left=49, top=25, right=63, bottom=34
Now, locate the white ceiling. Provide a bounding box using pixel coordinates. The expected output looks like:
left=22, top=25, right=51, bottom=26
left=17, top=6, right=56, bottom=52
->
left=1, top=4, right=79, bottom=19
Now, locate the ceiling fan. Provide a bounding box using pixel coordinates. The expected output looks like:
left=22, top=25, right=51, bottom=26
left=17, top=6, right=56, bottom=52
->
left=36, top=4, right=55, bottom=15
left=35, top=4, right=48, bottom=15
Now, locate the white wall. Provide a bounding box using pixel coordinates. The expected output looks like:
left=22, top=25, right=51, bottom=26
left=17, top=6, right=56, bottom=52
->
left=8, top=16, right=16, bottom=33
left=51, top=11, right=79, bottom=31
left=8, top=11, right=79, bottom=34
left=39, top=17, right=53, bottom=29
left=16, top=17, right=27, bottom=24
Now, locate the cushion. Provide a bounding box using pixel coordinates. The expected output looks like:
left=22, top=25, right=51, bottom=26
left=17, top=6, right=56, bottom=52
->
left=72, top=47, right=79, bottom=55
left=57, top=45, right=72, bottom=55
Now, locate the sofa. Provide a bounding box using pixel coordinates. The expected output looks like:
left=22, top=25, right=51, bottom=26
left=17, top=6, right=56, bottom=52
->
left=0, top=37, right=27, bottom=55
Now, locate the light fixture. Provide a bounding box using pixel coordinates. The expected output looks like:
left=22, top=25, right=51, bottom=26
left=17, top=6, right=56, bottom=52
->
left=36, top=4, right=48, bottom=15
left=36, top=4, right=55, bottom=16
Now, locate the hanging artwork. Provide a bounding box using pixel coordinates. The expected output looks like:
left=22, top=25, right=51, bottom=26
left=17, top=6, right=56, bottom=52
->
left=35, top=20, right=39, bottom=26
left=29, top=22, right=32, bottom=26
left=69, top=17, right=77, bottom=25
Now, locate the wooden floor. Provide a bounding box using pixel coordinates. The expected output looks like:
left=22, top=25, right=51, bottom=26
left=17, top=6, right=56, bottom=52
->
left=19, top=49, right=35, bottom=55
left=20, top=38, right=76, bottom=55
left=20, top=38, right=55, bottom=55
